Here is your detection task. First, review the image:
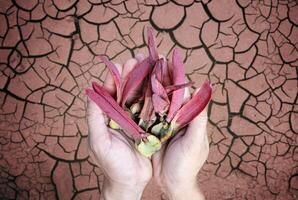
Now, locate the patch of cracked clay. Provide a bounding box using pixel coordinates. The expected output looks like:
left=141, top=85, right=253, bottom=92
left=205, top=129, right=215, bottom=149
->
left=0, top=0, right=297, bottom=199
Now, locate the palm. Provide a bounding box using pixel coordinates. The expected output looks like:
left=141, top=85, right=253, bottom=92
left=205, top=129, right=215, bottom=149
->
left=98, top=128, right=152, bottom=185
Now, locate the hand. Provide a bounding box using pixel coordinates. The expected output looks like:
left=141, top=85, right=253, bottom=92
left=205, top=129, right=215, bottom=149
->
left=87, top=57, right=152, bottom=200
left=153, top=91, right=209, bottom=200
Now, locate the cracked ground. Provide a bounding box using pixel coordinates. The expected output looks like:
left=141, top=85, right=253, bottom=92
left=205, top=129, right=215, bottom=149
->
left=0, top=0, right=297, bottom=199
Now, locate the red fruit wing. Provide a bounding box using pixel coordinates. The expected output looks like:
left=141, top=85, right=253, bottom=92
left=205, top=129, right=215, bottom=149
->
left=172, top=81, right=212, bottom=130
left=87, top=82, right=145, bottom=140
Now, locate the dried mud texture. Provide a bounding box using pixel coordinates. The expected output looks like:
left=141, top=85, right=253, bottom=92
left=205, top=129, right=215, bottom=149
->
left=0, top=0, right=297, bottom=199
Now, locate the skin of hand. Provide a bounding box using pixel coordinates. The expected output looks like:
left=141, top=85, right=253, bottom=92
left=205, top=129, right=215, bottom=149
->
left=87, top=54, right=209, bottom=200
left=152, top=59, right=210, bottom=200
left=87, top=57, right=152, bottom=200
left=152, top=108, right=209, bottom=200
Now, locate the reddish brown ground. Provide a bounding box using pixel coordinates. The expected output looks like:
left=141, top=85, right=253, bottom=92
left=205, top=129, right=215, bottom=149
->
left=0, top=0, right=297, bottom=199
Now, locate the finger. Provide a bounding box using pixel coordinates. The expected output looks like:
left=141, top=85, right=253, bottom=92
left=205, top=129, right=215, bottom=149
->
left=181, top=106, right=208, bottom=148
left=182, top=106, right=210, bottom=168
left=103, top=63, right=122, bottom=96
left=180, top=85, right=209, bottom=145
left=87, top=99, right=110, bottom=148
left=135, top=53, right=145, bottom=62
left=122, top=58, right=138, bottom=79
left=158, top=54, right=166, bottom=60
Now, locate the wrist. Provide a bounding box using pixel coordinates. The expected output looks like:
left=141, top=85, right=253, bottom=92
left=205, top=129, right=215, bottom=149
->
left=101, top=178, right=146, bottom=200
left=161, top=180, right=205, bottom=200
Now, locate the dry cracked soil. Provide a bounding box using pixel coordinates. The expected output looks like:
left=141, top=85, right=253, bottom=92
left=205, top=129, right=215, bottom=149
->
left=0, top=0, right=297, bottom=199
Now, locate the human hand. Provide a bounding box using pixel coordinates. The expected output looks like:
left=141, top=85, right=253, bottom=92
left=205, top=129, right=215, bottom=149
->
left=87, top=57, right=152, bottom=200
left=152, top=89, right=209, bottom=200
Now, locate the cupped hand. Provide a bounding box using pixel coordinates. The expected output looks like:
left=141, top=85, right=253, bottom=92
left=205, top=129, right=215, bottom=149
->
left=87, top=57, right=152, bottom=200
left=153, top=88, right=209, bottom=200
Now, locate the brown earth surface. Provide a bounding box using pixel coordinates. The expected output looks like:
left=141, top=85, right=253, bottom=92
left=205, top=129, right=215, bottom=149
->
left=0, top=0, right=297, bottom=199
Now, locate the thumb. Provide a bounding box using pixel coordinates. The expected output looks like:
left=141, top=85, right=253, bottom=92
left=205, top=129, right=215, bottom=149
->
left=87, top=98, right=110, bottom=150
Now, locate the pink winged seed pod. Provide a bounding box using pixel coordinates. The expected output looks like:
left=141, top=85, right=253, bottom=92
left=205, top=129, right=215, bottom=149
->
left=86, top=27, right=212, bottom=157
